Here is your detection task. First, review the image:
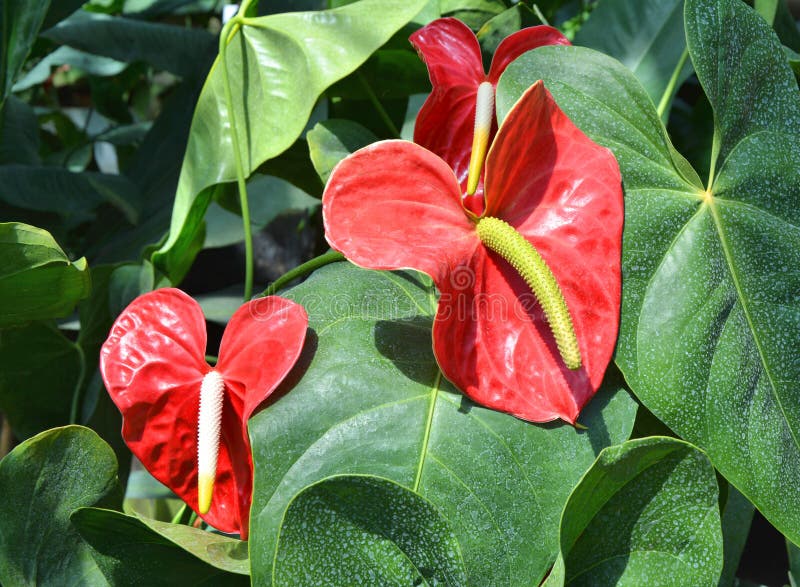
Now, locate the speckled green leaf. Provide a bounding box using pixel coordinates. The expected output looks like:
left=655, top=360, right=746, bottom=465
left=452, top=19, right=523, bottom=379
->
left=0, top=223, right=90, bottom=327
left=151, top=0, right=427, bottom=281
left=497, top=0, right=800, bottom=547
left=72, top=508, right=249, bottom=584
left=248, top=262, right=638, bottom=586
left=574, top=0, right=692, bottom=114
left=307, top=119, right=378, bottom=185
left=543, top=437, right=722, bottom=586
left=274, top=476, right=466, bottom=586
left=0, top=426, right=121, bottom=587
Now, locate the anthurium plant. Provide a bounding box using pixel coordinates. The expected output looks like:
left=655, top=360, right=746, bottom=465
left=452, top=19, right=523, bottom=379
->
left=0, top=0, right=798, bottom=585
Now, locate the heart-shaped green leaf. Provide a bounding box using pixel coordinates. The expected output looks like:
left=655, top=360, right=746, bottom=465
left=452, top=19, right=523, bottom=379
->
left=543, top=437, right=722, bottom=586
left=0, top=223, right=90, bottom=327
left=248, top=262, right=637, bottom=586
left=151, top=0, right=428, bottom=281
left=307, top=120, right=378, bottom=185
left=274, top=475, right=466, bottom=585
left=498, top=0, right=800, bottom=546
left=72, top=508, right=249, bottom=584
left=0, top=426, right=121, bottom=586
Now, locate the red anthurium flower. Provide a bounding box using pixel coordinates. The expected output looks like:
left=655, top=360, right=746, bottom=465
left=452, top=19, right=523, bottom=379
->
left=100, top=288, right=307, bottom=538
left=323, top=82, right=622, bottom=424
left=410, top=17, right=570, bottom=212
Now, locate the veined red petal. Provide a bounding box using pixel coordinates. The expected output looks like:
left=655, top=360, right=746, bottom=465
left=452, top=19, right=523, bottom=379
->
left=467, top=81, right=623, bottom=422
left=487, top=26, right=570, bottom=84
left=410, top=17, right=485, bottom=189
left=323, top=140, right=477, bottom=280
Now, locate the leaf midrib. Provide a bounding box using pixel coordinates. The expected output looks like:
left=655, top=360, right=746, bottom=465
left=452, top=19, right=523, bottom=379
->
left=705, top=196, right=800, bottom=454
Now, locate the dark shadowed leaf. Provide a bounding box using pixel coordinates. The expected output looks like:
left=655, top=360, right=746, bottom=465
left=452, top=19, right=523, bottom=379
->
left=0, top=0, right=50, bottom=106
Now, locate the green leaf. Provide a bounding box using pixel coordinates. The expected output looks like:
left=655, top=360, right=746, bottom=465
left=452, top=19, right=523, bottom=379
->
left=543, top=437, right=722, bottom=586
left=248, top=263, right=638, bottom=586
left=43, top=11, right=216, bottom=79
left=0, top=166, right=141, bottom=229
left=274, top=476, right=466, bottom=585
left=151, top=0, right=428, bottom=281
left=574, top=0, right=692, bottom=115
left=0, top=425, right=121, bottom=587
left=0, top=321, right=81, bottom=439
left=72, top=508, right=249, bottom=583
left=0, top=0, right=50, bottom=107
left=789, top=537, right=800, bottom=587
left=476, top=4, right=542, bottom=63
left=12, top=46, right=127, bottom=92
left=497, top=0, right=800, bottom=549
left=439, top=0, right=505, bottom=30
left=0, top=96, right=40, bottom=165
left=719, top=486, right=755, bottom=587
left=0, top=222, right=90, bottom=326
left=204, top=174, right=319, bottom=249
left=307, top=119, right=378, bottom=185
left=754, top=0, right=800, bottom=52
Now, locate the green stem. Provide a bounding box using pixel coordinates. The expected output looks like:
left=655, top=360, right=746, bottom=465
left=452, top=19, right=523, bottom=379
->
left=219, top=17, right=254, bottom=301
left=0, top=414, right=12, bottom=459
left=531, top=3, right=550, bottom=26
left=260, top=250, right=346, bottom=297
left=170, top=503, right=188, bottom=525
left=656, top=47, right=689, bottom=121
left=205, top=355, right=218, bottom=365
left=357, top=72, right=400, bottom=138
left=69, top=345, right=87, bottom=424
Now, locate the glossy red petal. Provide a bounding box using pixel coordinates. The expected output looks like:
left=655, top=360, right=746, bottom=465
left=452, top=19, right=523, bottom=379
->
left=323, top=140, right=477, bottom=280
left=453, top=81, right=622, bottom=423
left=410, top=17, right=485, bottom=189
left=487, top=26, right=570, bottom=84
left=99, top=289, right=244, bottom=535
left=218, top=296, right=308, bottom=424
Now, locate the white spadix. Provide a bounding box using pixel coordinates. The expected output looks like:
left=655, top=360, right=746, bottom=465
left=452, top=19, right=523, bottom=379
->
left=466, top=81, right=495, bottom=196
left=197, top=370, right=225, bottom=514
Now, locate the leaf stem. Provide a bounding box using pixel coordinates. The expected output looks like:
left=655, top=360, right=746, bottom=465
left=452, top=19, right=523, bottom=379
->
left=531, top=3, right=549, bottom=26
left=260, top=250, right=346, bottom=296
left=656, top=47, right=689, bottom=121
left=357, top=71, right=400, bottom=138
left=69, top=344, right=87, bottom=424
left=220, top=16, right=254, bottom=301
left=0, top=414, right=12, bottom=459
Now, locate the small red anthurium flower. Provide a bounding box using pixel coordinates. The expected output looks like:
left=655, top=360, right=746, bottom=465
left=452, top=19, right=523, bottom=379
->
left=323, top=81, right=623, bottom=424
left=99, top=288, right=307, bottom=538
left=410, top=17, right=570, bottom=213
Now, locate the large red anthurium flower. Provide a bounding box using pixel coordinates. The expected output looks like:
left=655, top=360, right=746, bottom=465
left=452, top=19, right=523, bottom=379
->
left=323, top=82, right=622, bottom=424
left=410, top=17, right=569, bottom=212
left=99, top=288, right=307, bottom=538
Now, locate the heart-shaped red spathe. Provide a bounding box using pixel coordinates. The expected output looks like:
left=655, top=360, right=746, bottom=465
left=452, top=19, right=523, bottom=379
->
left=410, top=17, right=570, bottom=207
left=323, top=82, right=622, bottom=424
left=99, top=288, right=307, bottom=538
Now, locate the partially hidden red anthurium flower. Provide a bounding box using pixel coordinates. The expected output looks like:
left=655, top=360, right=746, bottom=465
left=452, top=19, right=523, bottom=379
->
left=323, top=81, right=622, bottom=424
left=99, top=288, right=307, bottom=538
left=410, top=17, right=570, bottom=213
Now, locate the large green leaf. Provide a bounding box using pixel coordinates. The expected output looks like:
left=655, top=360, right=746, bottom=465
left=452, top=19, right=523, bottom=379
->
left=72, top=508, right=248, bottom=585
left=543, top=437, right=722, bottom=586
left=0, top=0, right=50, bottom=106
left=0, top=222, right=90, bottom=326
left=0, top=426, right=121, bottom=586
left=248, top=262, right=638, bottom=586
left=497, top=0, right=800, bottom=546
left=151, top=0, right=428, bottom=281
left=274, top=475, right=466, bottom=585
left=574, top=0, right=692, bottom=116
left=153, top=0, right=432, bottom=281
left=43, top=11, right=216, bottom=79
